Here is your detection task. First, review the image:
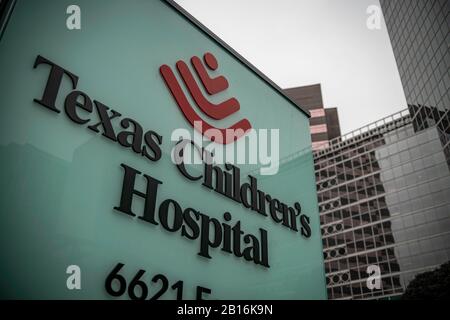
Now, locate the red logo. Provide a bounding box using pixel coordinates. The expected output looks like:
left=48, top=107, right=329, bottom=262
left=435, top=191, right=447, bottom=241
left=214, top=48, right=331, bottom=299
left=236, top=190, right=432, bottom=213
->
left=160, top=52, right=252, bottom=144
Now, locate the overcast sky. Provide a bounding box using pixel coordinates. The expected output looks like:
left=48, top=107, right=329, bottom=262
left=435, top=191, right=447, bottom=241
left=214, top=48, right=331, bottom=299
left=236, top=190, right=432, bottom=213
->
left=174, top=0, right=408, bottom=134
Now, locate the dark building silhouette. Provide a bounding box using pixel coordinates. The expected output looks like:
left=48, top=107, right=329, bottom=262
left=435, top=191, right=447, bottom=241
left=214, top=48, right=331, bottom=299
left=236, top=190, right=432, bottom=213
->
left=284, top=84, right=341, bottom=151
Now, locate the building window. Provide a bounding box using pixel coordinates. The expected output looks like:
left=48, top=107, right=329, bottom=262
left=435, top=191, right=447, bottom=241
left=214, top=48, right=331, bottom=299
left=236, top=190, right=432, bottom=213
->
left=310, top=108, right=326, bottom=118
left=311, top=124, right=328, bottom=134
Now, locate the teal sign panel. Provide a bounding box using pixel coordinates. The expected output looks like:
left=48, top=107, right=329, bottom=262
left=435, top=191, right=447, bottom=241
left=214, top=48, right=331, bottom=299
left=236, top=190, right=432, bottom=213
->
left=0, top=0, right=326, bottom=299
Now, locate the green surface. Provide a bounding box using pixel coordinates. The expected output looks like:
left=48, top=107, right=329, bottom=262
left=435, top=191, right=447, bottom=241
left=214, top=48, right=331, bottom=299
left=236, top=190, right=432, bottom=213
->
left=0, top=0, right=325, bottom=299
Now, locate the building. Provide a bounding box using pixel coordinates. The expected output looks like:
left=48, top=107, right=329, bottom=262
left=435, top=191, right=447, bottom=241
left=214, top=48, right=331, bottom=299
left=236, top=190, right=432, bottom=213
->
left=379, top=0, right=449, bottom=112
left=284, top=84, right=341, bottom=151
left=380, top=0, right=449, bottom=171
left=315, top=105, right=450, bottom=300
left=315, top=0, right=450, bottom=299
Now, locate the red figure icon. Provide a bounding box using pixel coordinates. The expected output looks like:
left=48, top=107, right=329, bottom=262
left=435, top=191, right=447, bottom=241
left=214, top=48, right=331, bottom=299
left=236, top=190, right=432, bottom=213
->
left=160, top=52, right=252, bottom=144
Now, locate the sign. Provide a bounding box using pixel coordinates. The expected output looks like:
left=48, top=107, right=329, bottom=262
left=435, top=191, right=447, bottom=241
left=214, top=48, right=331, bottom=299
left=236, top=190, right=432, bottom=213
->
left=0, top=0, right=326, bottom=299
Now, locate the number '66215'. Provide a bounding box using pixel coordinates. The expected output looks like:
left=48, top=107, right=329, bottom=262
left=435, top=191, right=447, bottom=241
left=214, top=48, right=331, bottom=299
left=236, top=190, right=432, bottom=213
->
left=105, top=263, right=212, bottom=300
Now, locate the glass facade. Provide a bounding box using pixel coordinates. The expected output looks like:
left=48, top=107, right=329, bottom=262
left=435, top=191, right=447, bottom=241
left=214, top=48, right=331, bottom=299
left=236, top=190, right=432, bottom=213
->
left=315, top=106, right=450, bottom=299
left=380, top=0, right=450, bottom=186
left=380, top=0, right=449, bottom=113
left=320, top=0, right=450, bottom=299
left=409, top=104, right=450, bottom=169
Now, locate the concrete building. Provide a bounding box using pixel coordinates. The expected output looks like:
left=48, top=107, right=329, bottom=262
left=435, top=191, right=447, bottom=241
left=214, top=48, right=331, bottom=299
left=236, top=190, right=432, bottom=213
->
left=284, top=84, right=341, bottom=151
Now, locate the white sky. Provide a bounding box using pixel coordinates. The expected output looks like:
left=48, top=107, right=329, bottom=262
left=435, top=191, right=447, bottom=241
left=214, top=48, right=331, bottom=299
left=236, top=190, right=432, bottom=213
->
left=174, top=0, right=408, bottom=134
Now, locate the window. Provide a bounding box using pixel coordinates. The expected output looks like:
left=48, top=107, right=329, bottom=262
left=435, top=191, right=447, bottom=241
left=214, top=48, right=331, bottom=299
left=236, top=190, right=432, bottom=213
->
left=311, top=124, right=328, bottom=134
left=310, top=108, right=326, bottom=118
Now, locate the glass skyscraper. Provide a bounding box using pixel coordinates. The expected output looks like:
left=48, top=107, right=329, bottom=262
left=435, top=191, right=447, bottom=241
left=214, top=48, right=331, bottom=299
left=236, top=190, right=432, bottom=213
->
left=380, top=0, right=449, bottom=113
left=379, top=0, right=449, bottom=184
